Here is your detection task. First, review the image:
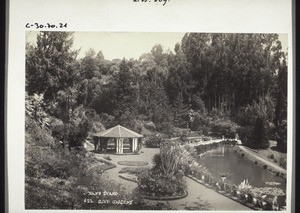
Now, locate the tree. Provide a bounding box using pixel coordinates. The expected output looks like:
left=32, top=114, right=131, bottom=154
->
left=251, top=117, right=269, bottom=149
left=172, top=95, right=189, bottom=128
left=80, top=48, right=101, bottom=79
left=53, top=88, right=92, bottom=150
left=274, top=65, right=287, bottom=152
left=112, top=59, right=137, bottom=120
left=180, top=33, right=285, bottom=115
left=166, top=43, right=191, bottom=105
left=26, top=32, right=79, bottom=103
left=238, top=93, right=276, bottom=127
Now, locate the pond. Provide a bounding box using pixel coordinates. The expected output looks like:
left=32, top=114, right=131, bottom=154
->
left=199, top=145, right=286, bottom=191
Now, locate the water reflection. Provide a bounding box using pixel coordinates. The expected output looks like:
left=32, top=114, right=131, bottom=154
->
left=199, top=145, right=286, bottom=190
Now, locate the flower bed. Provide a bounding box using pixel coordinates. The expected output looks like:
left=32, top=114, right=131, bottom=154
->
left=117, top=161, right=149, bottom=166
left=187, top=173, right=285, bottom=211
left=119, top=169, right=188, bottom=200
left=138, top=171, right=187, bottom=198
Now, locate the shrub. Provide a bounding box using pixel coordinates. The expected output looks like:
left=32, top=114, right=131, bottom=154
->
left=25, top=115, right=131, bottom=209
left=203, top=136, right=211, bottom=141
left=241, top=153, right=245, bottom=158
left=268, top=154, right=275, bottom=159
left=237, top=126, right=254, bottom=146
left=156, top=122, right=174, bottom=136
left=251, top=117, right=270, bottom=149
left=190, top=113, right=209, bottom=131
left=145, top=135, right=164, bottom=148
left=254, top=161, right=258, bottom=165
left=103, top=155, right=112, bottom=161
left=263, top=165, right=268, bottom=169
left=138, top=171, right=186, bottom=197
left=179, top=134, right=189, bottom=144
left=279, top=157, right=287, bottom=169
left=210, top=119, right=239, bottom=138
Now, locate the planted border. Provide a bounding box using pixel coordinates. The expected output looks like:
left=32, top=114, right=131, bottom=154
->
left=140, top=190, right=188, bottom=201
left=186, top=141, right=286, bottom=210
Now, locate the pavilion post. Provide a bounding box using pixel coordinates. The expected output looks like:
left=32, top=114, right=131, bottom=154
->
left=116, top=138, right=124, bottom=154
left=132, top=138, right=138, bottom=152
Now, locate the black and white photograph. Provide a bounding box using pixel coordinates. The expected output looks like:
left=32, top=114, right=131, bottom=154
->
left=6, top=0, right=294, bottom=212
left=24, top=31, right=288, bottom=211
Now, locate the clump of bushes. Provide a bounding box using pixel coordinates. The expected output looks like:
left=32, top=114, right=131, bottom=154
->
left=237, top=118, right=270, bottom=149
left=137, top=141, right=189, bottom=198
left=279, top=157, right=287, bottom=169
left=138, top=171, right=186, bottom=197
left=25, top=116, right=129, bottom=209
left=103, top=155, right=112, bottom=161
left=145, top=135, right=164, bottom=148
left=210, top=119, right=239, bottom=138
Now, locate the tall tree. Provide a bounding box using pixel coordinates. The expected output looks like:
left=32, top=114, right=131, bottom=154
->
left=112, top=59, right=137, bottom=124
left=166, top=43, right=191, bottom=105
left=26, top=32, right=79, bottom=103
left=251, top=117, right=269, bottom=149
left=274, top=64, right=287, bottom=152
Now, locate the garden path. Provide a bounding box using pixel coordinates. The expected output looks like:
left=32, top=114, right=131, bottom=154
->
left=144, top=176, right=251, bottom=210
left=95, top=146, right=251, bottom=210
left=239, top=145, right=286, bottom=174
left=101, top=147, right=160, bottom=192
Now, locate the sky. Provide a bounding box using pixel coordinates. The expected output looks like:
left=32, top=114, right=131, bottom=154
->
left=26, top=32, right=185, bottom=60
left=26, top=32, right=288, bottom=61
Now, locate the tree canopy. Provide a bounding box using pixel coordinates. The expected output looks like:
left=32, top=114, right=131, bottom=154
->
left=26, top=32, right=287, bottom=151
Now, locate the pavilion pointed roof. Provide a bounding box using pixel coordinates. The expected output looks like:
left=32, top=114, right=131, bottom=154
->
left=94, top=125, right=143, bottom=138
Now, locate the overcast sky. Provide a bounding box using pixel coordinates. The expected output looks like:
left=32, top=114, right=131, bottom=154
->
left=26, top=32, right=288, bottom=61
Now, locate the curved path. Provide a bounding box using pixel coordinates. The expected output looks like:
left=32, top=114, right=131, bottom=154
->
left=102, top=148, right=159, bottom=192
left=97, top=147, right=251, bottom=211
left=144, top=176, right=251, bottom=210
left=102, top=163, right=138, bottom=192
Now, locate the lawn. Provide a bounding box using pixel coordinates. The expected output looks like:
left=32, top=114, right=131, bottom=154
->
left=254, top=140, right=287, bottom=169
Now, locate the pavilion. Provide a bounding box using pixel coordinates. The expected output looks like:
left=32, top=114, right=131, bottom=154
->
left=92, top=125, right=143, bottom=154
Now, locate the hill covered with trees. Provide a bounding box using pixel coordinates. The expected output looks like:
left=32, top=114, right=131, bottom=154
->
left=25, top=32, right=287, bottom=209
left=26, top=32, right=287, bottom=151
